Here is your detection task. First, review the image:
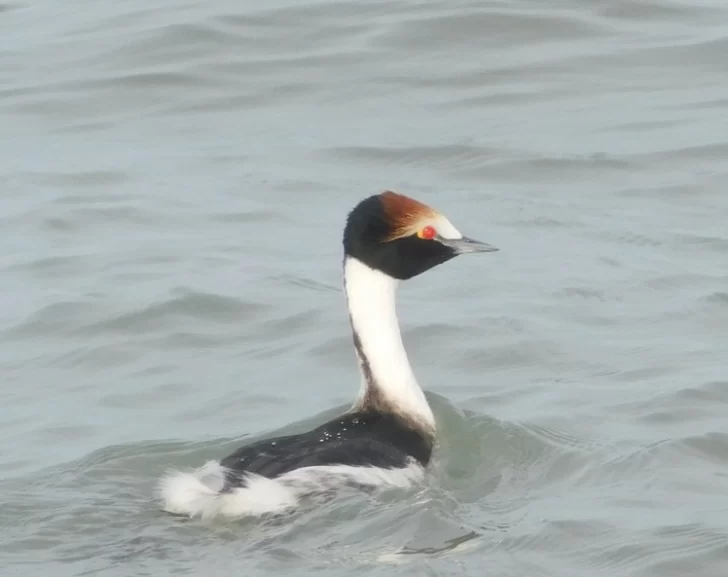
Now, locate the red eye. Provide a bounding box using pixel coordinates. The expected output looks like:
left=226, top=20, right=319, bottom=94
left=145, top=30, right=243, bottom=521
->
left=420, top=225, right=436, bottom=240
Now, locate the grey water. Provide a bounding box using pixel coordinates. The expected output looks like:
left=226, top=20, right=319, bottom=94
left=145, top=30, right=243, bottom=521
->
left=2, top=0, right=728, bottom=575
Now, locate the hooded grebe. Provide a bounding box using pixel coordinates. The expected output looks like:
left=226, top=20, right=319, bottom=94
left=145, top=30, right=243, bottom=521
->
left=160, top=191, right=497, bottom=519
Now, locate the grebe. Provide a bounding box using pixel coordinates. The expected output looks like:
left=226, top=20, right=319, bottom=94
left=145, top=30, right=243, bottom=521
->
left=159, top=191, right=497, bottom=520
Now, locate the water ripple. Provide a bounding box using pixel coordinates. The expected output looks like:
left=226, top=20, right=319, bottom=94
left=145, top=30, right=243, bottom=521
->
left=3, top=0, right=728, bottom=575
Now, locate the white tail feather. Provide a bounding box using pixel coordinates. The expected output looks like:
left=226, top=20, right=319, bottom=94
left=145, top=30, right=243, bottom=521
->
left=158, top=460, right=425, bottom=520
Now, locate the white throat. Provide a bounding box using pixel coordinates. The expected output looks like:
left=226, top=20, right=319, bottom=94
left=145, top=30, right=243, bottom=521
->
left=343, top=256, right=435, bottom=432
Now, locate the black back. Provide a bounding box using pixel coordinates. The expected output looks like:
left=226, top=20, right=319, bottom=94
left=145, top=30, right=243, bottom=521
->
left=343, top=195, right=457, bottom=280
left=219, top=411, right=433, bottom=489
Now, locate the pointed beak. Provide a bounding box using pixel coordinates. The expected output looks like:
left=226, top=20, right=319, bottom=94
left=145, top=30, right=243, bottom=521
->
left=439, top=236, right=498, bottom=254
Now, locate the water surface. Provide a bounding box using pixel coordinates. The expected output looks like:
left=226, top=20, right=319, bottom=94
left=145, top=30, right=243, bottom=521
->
left=2, top=1, right=728, bottom=575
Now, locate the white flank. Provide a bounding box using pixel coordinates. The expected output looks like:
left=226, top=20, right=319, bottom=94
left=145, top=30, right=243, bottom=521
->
left=159, top=459, right=425, bottom=520
left=344, top=256, right=435, bottom=429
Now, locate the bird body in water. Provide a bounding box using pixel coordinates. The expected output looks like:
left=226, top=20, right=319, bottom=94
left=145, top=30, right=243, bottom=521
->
left=159, top=191, right=497, bottom=520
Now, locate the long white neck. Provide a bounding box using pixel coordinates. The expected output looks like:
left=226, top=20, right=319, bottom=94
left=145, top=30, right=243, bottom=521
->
left=343, top=256, right=435, bottom=433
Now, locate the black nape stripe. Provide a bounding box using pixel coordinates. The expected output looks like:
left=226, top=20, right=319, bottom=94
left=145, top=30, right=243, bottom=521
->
left=351, top=323, right=375, bottom=388
left=350, top=318, right=426, bottom=428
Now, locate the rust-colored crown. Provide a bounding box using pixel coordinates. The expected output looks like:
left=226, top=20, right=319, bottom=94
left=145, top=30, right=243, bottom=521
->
left=379, top=191, right=437, bottom=241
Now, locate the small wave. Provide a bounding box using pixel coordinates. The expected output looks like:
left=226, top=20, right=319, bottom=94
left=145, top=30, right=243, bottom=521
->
left=81, top=290, right=267, bottom=336
left=325, top=144, right=501, bottom=171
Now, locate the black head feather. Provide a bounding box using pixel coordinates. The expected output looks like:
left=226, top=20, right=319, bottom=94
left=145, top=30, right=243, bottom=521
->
left=343, top=193, right=458, bottom=280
